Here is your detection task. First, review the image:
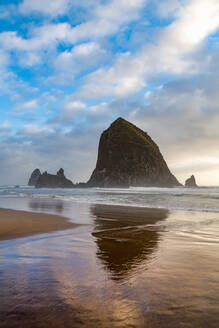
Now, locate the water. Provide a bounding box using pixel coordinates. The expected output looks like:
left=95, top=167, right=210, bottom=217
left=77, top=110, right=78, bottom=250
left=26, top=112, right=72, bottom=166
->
left=1, top=186, right=219, bottom=327
left=1, top=185, right=219, bottom=214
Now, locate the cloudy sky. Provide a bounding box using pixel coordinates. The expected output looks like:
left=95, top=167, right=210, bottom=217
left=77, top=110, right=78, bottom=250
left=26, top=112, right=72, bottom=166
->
left=1, top=0, right=219, bottom=186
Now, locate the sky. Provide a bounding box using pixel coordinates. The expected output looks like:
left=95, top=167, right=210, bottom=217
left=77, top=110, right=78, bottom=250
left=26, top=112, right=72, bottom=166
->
left=1, top=0, right=219, bottom=186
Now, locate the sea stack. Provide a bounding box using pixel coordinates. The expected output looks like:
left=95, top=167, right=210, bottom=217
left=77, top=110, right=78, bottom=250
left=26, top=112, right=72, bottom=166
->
left=185, top=175, right=197, bottom=188
left=87, top=117, right=181, bottom=188
left=28, top=168, right=41, bottom=186
left=35, top=169, right=74, bottom=188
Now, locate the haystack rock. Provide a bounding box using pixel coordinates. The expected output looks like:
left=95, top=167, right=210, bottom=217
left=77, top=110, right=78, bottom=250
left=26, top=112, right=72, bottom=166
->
left=185, top=175, right=197, bottom=188
left=87, top=117, right=181, bottom=188
left=35, top=169, right=74, bottom=188
left=28, top=168, right=41, bottom=186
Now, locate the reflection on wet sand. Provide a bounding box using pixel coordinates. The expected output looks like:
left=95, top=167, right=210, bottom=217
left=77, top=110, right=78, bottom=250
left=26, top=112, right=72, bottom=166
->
left=29, top=199, right=64, bottom=214
left=1, top=203, right=219, bottom=327
left=91, top=205, right=168, bottom=280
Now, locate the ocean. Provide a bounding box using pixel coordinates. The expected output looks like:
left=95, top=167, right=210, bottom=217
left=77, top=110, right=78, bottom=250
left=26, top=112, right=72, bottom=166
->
left=1, top=185, right=219, bottom=215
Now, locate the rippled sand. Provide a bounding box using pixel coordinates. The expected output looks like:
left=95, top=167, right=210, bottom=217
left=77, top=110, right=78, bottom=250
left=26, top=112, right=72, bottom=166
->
left=0, top=201, right=219, bottom=327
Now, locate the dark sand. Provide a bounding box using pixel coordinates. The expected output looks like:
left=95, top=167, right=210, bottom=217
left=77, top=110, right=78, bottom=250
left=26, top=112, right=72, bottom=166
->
left=0, top=208, right=78, bottom=240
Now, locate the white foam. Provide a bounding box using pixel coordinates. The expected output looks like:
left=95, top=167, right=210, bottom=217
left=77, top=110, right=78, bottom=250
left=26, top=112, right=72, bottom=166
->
left=2, top=186, right=219, bottom=214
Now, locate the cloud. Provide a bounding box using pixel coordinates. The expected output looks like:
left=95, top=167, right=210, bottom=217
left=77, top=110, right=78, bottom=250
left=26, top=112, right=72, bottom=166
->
left=66, top=0, right=147, bottom=42
left=0, top=23, right=71, bottom=53
left=3, top=0, right=146, bottom=48
left=161, top=0, right=219, bottom=52
left=52, top=42, right=107, bottom=84
left=51, top=100, right=108, bottom=126
left=78, top=52, right=147, bottom=99
left=78, top=0, right=219, bottom=99
left=1, top=0, right=219, bottom=186
left=19, top=0, right=70, bottom=17
left=0, top=121, right=12, bottom=141
left=0, top=49, right=9, bottom=69
left=66, top=101, right=86, bottom=112
left=127, top=62, right=219, bottom=185
left=21, top=124, right=54, bottom=135
left=0, top=49, right=39, bottom=101
left=154, top=0, right=184, bottom=18
left=0, top=0, right=147, bottom=69
left=13, top=99, right=38, bottom=111
left=0, top=121, right=11, bottom=130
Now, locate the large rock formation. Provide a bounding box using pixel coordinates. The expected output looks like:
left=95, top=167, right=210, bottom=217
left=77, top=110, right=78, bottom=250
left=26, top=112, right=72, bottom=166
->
left=185, top=175, right=197, bottom=188
left=35, top=169, right=74, bottom=188
left=28, top=168, right=41, bottom=186
left=87, top=117, right=181, bottom=188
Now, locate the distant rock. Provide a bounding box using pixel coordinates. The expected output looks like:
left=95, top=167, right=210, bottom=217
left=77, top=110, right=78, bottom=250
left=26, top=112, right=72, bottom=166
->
left=28, top=168, right=41, bottom=186
left=74, top=182, right=88, bottom=188
left=35, top=169, right=74, bottom=188
left=185, top=175, right=197, bottom=188
left=87, top=117, right=181, bottom=188
left=57, top=168, right=65, bottom=177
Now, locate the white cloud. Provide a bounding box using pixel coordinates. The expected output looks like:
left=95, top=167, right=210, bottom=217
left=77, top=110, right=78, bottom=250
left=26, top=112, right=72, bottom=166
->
left=2, top=0, right=219, bottom=186
left=14, top=99, right=38, bottom=110
left=0, top=50, right=37, bottom=100
left=0, top=23, right=71, bottom=53
left=52, top=99, right=118, bottom=127
left=52, top=42, right=107, bottom=84
left=73, top=42, right=101, bottom=56
left=19, top=52, right=41, bottom=67
left=161, top=0, right=219, bottom=53
left=21, top=124, right=54, bottom=135
left=154, top=0, right=184, bottom=18
left=0, top=49, right=9, bottom=68
left=66, top=0, right=147, bottom=42
left=78, top=0, right=219, bottom=99
left=54, top=42, right=104, bottom=70
left=66, top=101, right=86, bottom=112
left=0, top=120, right=11, bottom=130
left=126, top=64, right=219, bottom=185
left=19, top=0, right=70, bottom=17
left=0, top=0, right=147, bottom=69
left=79, top=52, right=147, bottom=98
left=2, top=0, right=147, bottom=50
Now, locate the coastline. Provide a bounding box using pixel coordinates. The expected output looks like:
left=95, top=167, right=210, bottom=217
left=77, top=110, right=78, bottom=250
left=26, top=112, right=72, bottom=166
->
left=0, top=208, right=79, bottom=241
left=0, top=204, right=167, bottom=241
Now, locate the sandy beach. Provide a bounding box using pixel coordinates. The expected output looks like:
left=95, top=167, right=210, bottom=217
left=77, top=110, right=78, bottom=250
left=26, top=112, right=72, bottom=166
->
left=1, top=201, right=219, bottom=327
left=0, top=208, right=78, bottom=240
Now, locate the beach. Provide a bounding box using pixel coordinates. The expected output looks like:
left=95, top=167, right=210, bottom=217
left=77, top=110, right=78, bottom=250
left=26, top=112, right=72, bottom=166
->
left=0, top=208, right=78, bottom=240
left=1, top=198, right=219, bottom=327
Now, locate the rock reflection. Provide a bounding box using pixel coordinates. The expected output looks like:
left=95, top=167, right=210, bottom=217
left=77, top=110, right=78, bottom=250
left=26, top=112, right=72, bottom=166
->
left=91, top=205, right=168, bottom=281
left=28, top=199, right=64, bottom=214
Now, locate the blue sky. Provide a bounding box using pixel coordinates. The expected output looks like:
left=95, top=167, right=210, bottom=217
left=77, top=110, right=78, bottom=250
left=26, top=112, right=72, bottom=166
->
left=1, top=0, right=219, bottom=185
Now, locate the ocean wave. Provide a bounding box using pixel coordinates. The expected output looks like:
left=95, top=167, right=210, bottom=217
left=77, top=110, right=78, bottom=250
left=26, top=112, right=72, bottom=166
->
left=1, top=186, right=219, bottom=214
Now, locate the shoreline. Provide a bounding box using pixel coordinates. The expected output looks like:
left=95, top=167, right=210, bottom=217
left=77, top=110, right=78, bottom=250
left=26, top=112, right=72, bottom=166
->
left=1, top=203, right=219, bottom=327
left=0, top=208, right=79, bottom=241
left=0, top=203, right=169, bottom=242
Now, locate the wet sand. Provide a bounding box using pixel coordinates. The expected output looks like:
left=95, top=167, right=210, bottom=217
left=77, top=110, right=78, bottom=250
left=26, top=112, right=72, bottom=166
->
left=1, top=202, right=219, bottom=327
left=0, top=208, right=78, bottom=240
